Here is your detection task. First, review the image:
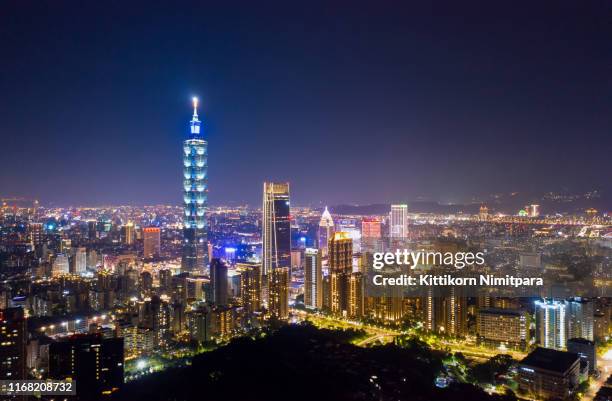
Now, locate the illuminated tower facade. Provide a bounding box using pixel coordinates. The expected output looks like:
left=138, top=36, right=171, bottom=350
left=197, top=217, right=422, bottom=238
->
left=304, top=248, right=322, bottom=310
left=535, top=299, right=567, bottom=350
left=262, top=182, right=291, bottom=318
left=318, top=206, right=334, bottom=257
left=390, top=204, right=408, bottom=239
left=328, top=232, right=353, bottom=316
left=182, top=97, right=208, bottom=272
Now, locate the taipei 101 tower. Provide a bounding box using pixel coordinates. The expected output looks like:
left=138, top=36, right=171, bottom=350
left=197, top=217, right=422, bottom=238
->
left=181, top=97, right=208, bottom=271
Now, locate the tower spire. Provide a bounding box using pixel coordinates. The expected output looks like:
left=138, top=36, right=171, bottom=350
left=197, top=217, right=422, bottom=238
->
left=192, top=96, right=199, bottom=119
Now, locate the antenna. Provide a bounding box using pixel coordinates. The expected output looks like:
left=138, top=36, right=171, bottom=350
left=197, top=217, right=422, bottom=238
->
left=192, top=97, right=199, bottom=118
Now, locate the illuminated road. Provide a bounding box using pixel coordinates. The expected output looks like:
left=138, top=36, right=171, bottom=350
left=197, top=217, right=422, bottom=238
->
left=584, top=348, right=612, bottom=401
left=291, top=309, right=526, bottom=361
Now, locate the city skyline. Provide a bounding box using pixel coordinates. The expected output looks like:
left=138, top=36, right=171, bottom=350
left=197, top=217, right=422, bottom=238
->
left=2, top=1, right=611, bottom=206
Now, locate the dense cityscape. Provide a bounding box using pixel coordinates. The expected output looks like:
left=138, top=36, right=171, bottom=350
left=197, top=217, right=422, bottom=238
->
left=0, top=97, right=610, bottom=400
left=2, top=2, right=612, bottom=400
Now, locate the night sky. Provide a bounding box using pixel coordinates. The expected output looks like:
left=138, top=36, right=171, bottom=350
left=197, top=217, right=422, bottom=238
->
left=1, top=1, right=610, bottom=206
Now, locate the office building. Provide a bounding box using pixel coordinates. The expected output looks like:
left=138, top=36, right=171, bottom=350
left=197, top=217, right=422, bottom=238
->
left=518, top=347, right=580, bottom=400
left=73, top=246, right=87, bottom=275
left=123, top=222, right=135, bottom=245
left=52, top=253, right=70, bottom=276
left=143, top=227, right=161, bottom=259
left=318, top=206, right=334, bottom=257
left=262, top=182, right=291, bottom=316
left=328, top=232, right=353, bottom=316
left=182, top=97, right=209, bottom=272
left=477, top=308, right=528, bottom=350
left=210, top=258, right=228, bottom=306
left=304, top=248, right=322, bottom=309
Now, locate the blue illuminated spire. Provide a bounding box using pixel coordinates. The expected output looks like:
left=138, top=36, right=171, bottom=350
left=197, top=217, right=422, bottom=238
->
left=190, top=97, right=201, bottom=136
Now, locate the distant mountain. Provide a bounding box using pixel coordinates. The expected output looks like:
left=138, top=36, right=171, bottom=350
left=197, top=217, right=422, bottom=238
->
left=330, top=191, right=610, bottom=215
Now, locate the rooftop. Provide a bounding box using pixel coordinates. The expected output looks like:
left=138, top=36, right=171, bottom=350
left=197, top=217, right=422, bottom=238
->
left=520, top=347, right=579, bottom=374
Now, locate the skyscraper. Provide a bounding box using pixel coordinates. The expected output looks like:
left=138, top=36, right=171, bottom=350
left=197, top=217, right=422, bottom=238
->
left=535, top=299, right=567, bottom=350
left=52, top=253, right=69, bottom=276
left=390, top=204, right=408, bottom=239
left=210, top=258, right=228, bottom=307
left=269, top=267, right=289, bottom=320
left=328, top=232, right=353, bottom=316
left=74, top=246, right=87, bottom=275
left=182, top=97, right=208, bottom=272
left=361, top=217, right=382, bottom=253
left=238, top=262, right=261, bottom=313
left=304, top=248, right=322, bottom=310
left=143, top=227, right=161, bottom=259
left=262, top=182, right=291, bottom=317
left=318, top=206, right=334, bottom=257
left=123, top=222, right=135, bottom=245
left=567, top=297, right=594, bottom=342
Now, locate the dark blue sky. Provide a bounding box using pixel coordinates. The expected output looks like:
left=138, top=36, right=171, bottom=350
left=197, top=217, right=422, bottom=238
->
left=1, top=1, right=610, bottom=206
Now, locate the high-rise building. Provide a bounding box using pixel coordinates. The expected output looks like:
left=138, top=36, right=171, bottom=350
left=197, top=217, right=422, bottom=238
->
left=49, top=334, right=124, bottom=399
left=318, top=206, right=334, bottom=257
left=0, top=308, right=27, bottom=380
left=422, top=286, right=467, bottom=337
left=328, top=232, right=353, bottom=316
left=140, top=271, right=153, bottom=294
left=182, top=97, right=208, bottom=272
left=441, top=287, right=468, bottom=337
left=74, top=246, right=87, bottom=275
left=123, top=222, right=135, bottom=245
left=210, top=258, right=228, bottom=307
left=143, top=227, right=161, bottom=259
left=361, top=217, right=381, bottom=239
left=477, top=308, right=528, bottom=350
left=566, top=297, right=594, bottom=342
left=262, top=182, right=291, bottom=316
left=268, top=267, right=289, bottom=319
left=337, top=219, right=361, bottom=253
left=87, top=220, right=97, bottom=240
left=328, top=232, right=352, bottom=274
left=390, top=204, right=408, bottom=239
left=348, top=272, right=364, bottom=319
left=140, top=295, right=170, bottom=348
left=28, top=222, right=44, bottom=246
left=238, top=262, right=261, bottom=313
left=52, top=253, right=70, bottom=276
left=535, top=299, right=567, bottom=350
left=262, top=182, right=291, bottom=277
left=304, top=248, right=322, bottom=310
left=361, top=217, right=383, bottom=253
